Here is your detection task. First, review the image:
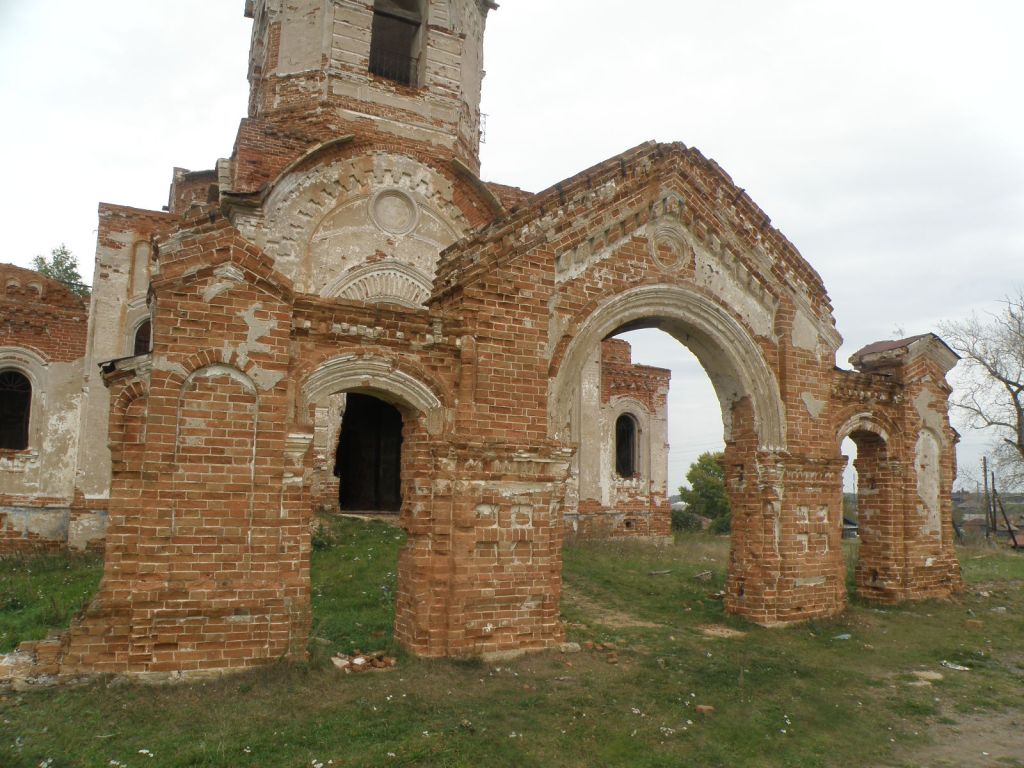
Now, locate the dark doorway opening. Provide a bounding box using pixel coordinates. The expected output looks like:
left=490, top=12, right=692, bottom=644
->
left=335, top=393, right=403, bottom=512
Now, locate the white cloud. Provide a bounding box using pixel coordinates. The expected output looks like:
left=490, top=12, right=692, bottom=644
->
left=2, top=0, right=1021, bottom=487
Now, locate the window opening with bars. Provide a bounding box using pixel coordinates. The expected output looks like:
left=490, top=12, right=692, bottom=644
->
left=0, top=370, right=31, bottom=450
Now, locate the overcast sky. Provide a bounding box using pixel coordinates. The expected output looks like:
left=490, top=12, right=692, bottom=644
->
left=2, top=1, right=1022, bottom=490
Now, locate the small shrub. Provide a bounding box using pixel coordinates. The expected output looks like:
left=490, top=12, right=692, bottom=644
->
left=671, top=509, right=703, bottom=532
left=311, top=522, right=336, bottom=551
left=709, top=513, right=731, bottom=534
left=0, top=593, right=25, bottom=612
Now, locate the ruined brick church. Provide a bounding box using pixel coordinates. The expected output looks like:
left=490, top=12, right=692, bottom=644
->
left=1, top=1, right=962, bottom=677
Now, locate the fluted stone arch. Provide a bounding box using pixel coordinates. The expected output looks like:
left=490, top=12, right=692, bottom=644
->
left=302, top=354, right=446, bottom=434
left=234, top=152, right=471, bottom=298
left=321, top=261, right=433, bottom=307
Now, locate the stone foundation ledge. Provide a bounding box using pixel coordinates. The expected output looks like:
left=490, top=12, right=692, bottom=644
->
left=0, top=506, right=107, bottom=551
left=0, top=635, right=70, bottom=692
left=0, top=638, right=268, bottom=690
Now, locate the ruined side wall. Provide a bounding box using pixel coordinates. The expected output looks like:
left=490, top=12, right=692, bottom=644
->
left=0, top=266, right=92, bottom=551
left=61, top=218, right=303, bottom=676
left=898, top=352, right=962, bottom=597
left=829, top=340, right=963, bottom=603
left=75, top=206, right=178, bottom=511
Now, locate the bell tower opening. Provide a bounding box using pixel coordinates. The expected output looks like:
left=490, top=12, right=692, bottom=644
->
left=370, top=0, right=424, bottom=87
left=334, top=393, right=404, bottom=512
left=242, top=0, right=494, bottom=172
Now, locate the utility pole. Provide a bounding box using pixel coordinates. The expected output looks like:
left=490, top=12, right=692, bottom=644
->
left=983, top=457, right=991, bottom=539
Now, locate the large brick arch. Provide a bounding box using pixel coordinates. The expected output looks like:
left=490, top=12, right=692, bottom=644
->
left=549, top=283, right=786, bottom=450
left=544, top=279, right=837, bottom=626
left=504, top=152, right=851, bottom=626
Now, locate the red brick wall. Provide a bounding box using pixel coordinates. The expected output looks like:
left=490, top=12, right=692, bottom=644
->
left=48, top=135, right=960, bottom=677
left=62, top=220, right=306, bottom=675
left=0, top=265, right=87, bottom=363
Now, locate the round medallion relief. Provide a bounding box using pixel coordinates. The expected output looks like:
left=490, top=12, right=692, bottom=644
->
left=370, top=188, right=419, bottom=236
left=649, top=221, right=693, bottom=273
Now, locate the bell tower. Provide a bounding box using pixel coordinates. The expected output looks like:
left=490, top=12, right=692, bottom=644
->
left=244, top=0, right=495, bottom=173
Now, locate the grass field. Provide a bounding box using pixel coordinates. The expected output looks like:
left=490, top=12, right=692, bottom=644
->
left=0, top=550, right=103, bottom=654
left=1, top=518, right=1022, bottom=767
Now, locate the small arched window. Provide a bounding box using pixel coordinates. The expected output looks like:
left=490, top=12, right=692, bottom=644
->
left=133, top=319, right=152, bottom=356
left=615, top=413, right=639, bottom=478
left=369, top=0, right=423, bottom=86
left=0, top=370, right=32, bottom=450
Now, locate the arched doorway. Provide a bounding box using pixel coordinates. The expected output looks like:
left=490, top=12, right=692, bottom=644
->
left=839, top=422, right=899, bottom=601
left=335, top=392, right=404, bottom=512
left=549, top=285, right=825, bottom=626
left=300, top=355, right=449, bottom=654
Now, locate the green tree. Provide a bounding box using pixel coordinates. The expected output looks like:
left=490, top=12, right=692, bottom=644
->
left=32, top=244, right=89, bottom=296
left=678, top=451, right=731, bottom=532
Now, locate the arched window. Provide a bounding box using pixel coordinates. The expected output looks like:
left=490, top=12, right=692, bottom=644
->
left=615, top=413, right=638, bottom=478
left=369, top=0, right=423, bottom=86
left=0, top=370, right=31, bottom=450
left=133, top=320, right=152, bottom=356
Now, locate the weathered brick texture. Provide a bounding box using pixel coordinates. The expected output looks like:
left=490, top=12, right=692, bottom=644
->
left=0, top=265, right=100, bottom=551
left=1, top=1, right=963, bottom=682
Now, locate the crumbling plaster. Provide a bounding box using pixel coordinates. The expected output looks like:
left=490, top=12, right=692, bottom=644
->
left=233, top=153, right=468, bottom=301
left=0, top=1, right=967, bottom=683
left=0, top=352, right=82, bottom=502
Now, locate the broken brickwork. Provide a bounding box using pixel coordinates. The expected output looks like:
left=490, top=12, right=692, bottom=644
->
left=2, top=1, right=963, bottom=682
left=0, top=264, right=104, bottom=552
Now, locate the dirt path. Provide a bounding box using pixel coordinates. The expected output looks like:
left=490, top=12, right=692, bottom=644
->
left=561, top=587, right=663, bottom=629
left=886, top=710, right=1024, bottom=767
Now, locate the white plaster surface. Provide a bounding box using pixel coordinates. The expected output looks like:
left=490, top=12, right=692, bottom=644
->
left=915, top=430, right=942, bottom=537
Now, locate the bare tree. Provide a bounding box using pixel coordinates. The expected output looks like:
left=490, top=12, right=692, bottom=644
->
left=940, top=291, right=1024, bottom=489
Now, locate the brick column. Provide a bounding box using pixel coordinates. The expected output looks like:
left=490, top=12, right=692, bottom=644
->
left=727, top=450, right=847, bottom=625
left=395, top=441, right=572, bottom=657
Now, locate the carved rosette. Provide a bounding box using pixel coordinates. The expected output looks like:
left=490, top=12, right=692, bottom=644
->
left=369, top=188, right=419, bottom=236
left=648, top=219, right=693, bottom=273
